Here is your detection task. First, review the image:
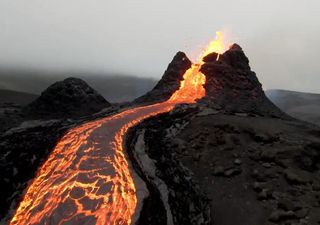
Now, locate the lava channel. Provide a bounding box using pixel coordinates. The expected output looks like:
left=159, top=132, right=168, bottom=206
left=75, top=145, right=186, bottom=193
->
left=9, top=32, right=227, bottom=225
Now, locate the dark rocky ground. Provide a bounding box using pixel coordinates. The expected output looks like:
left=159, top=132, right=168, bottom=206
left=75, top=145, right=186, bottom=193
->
left=152, top=104, right=320, bottom=225
left=126, top=103, right=320, bottom=225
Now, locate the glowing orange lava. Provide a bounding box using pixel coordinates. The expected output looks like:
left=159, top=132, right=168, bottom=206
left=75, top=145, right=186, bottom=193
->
left=10, top=32, right=227, bottom=225
left=199, top=31, right=227, bottom=60
left=169, top=31, right=228, bottom=103
left=10, top=103, right=176, bottom=225
left=168, top=64, right=206, bottom=103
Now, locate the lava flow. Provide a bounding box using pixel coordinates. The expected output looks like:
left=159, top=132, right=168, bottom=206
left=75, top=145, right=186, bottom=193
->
left=10, top=32, right=228, bottom=225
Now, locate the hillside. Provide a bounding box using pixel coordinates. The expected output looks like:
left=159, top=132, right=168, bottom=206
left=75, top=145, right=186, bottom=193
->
left=0, top=70, right=156, bottom=103
left=266, top=89, right=320, bottom=126
left=0, top=89, right=38, bottom=105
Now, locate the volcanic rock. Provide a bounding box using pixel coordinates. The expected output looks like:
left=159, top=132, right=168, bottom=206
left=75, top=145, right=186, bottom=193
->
left=283, top=168, right=309, bottom=185
left=200, top=44, right=286, bottom=117
left=268, top=210, right=295, bottom=222
left=223, top=167, right=242, bottom=177
left=134, top=52, right=192, bottom=104
left=0, top=119, right=71, bottom=219
left=132, top=104, right=320, bottom=225
left=23, top=77, right=110, bottom=118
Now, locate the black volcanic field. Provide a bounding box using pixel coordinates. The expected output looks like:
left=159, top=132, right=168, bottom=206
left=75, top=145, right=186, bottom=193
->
left=1, top=45, right=320, bottom=225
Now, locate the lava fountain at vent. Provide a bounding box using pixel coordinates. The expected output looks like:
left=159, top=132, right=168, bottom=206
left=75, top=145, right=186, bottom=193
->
left=10, top=32, right=228, bottom=225
left=169, top=31, right=228, bottom=103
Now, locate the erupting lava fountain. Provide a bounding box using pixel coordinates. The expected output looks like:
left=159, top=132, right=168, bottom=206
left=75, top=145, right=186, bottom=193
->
left=10, top=32, right=229, bottom=225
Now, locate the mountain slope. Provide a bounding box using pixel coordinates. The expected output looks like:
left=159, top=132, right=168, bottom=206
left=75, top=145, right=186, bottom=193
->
left=0, top=89, right=38, bottom=105
left=266, top=89, right=320, bottom=126
left=0, top=70, right=157, bottom=103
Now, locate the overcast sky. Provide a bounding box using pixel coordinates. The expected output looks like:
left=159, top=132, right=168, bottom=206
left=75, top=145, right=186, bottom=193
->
left=0, top=0, right=319, bottom=93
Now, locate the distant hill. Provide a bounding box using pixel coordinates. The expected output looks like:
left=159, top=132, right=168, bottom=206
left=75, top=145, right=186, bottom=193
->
left=266, top=89, right=320, bottom=126
left=0, top=89, right=38, bottom=105
left=0, top=69, right=157, bottom=103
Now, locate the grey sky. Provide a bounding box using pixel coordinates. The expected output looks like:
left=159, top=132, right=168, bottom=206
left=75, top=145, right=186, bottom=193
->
left=0, top=0, right=319, bottom=93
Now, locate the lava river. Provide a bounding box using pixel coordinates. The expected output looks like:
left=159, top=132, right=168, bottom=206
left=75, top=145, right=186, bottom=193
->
left=9, top=32, right=227, bottom=225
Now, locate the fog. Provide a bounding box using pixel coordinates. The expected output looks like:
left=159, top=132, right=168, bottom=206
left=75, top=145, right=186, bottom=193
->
left=0, top=0, right=319, bottom=93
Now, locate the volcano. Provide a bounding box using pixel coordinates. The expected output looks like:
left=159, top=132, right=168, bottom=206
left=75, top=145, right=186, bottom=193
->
left=127, top=43, right=320, bottom=225
left=136, top=42, right=285, bottom=118
left=134, top=52, right=192, bottom=104
left=1, top=34, right=320, bottom=225
left=200, top=44, right=285, bottom=117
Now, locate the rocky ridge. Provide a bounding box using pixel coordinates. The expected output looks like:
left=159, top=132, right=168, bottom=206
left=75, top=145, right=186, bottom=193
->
left=199, top=44, right=286, bottom=117
left=134, top=52, right=192, bottom=104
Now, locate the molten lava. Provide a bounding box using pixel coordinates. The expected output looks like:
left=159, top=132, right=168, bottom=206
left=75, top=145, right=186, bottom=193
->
left=168, top=64, right=206, bottom=103
left=10, top=104, right=175, bottom=225
left=199, top=31, right=227, bottom=60
left=10, top=32, right=227, bottom=225
left=169, top=31, right=228, bottom=103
